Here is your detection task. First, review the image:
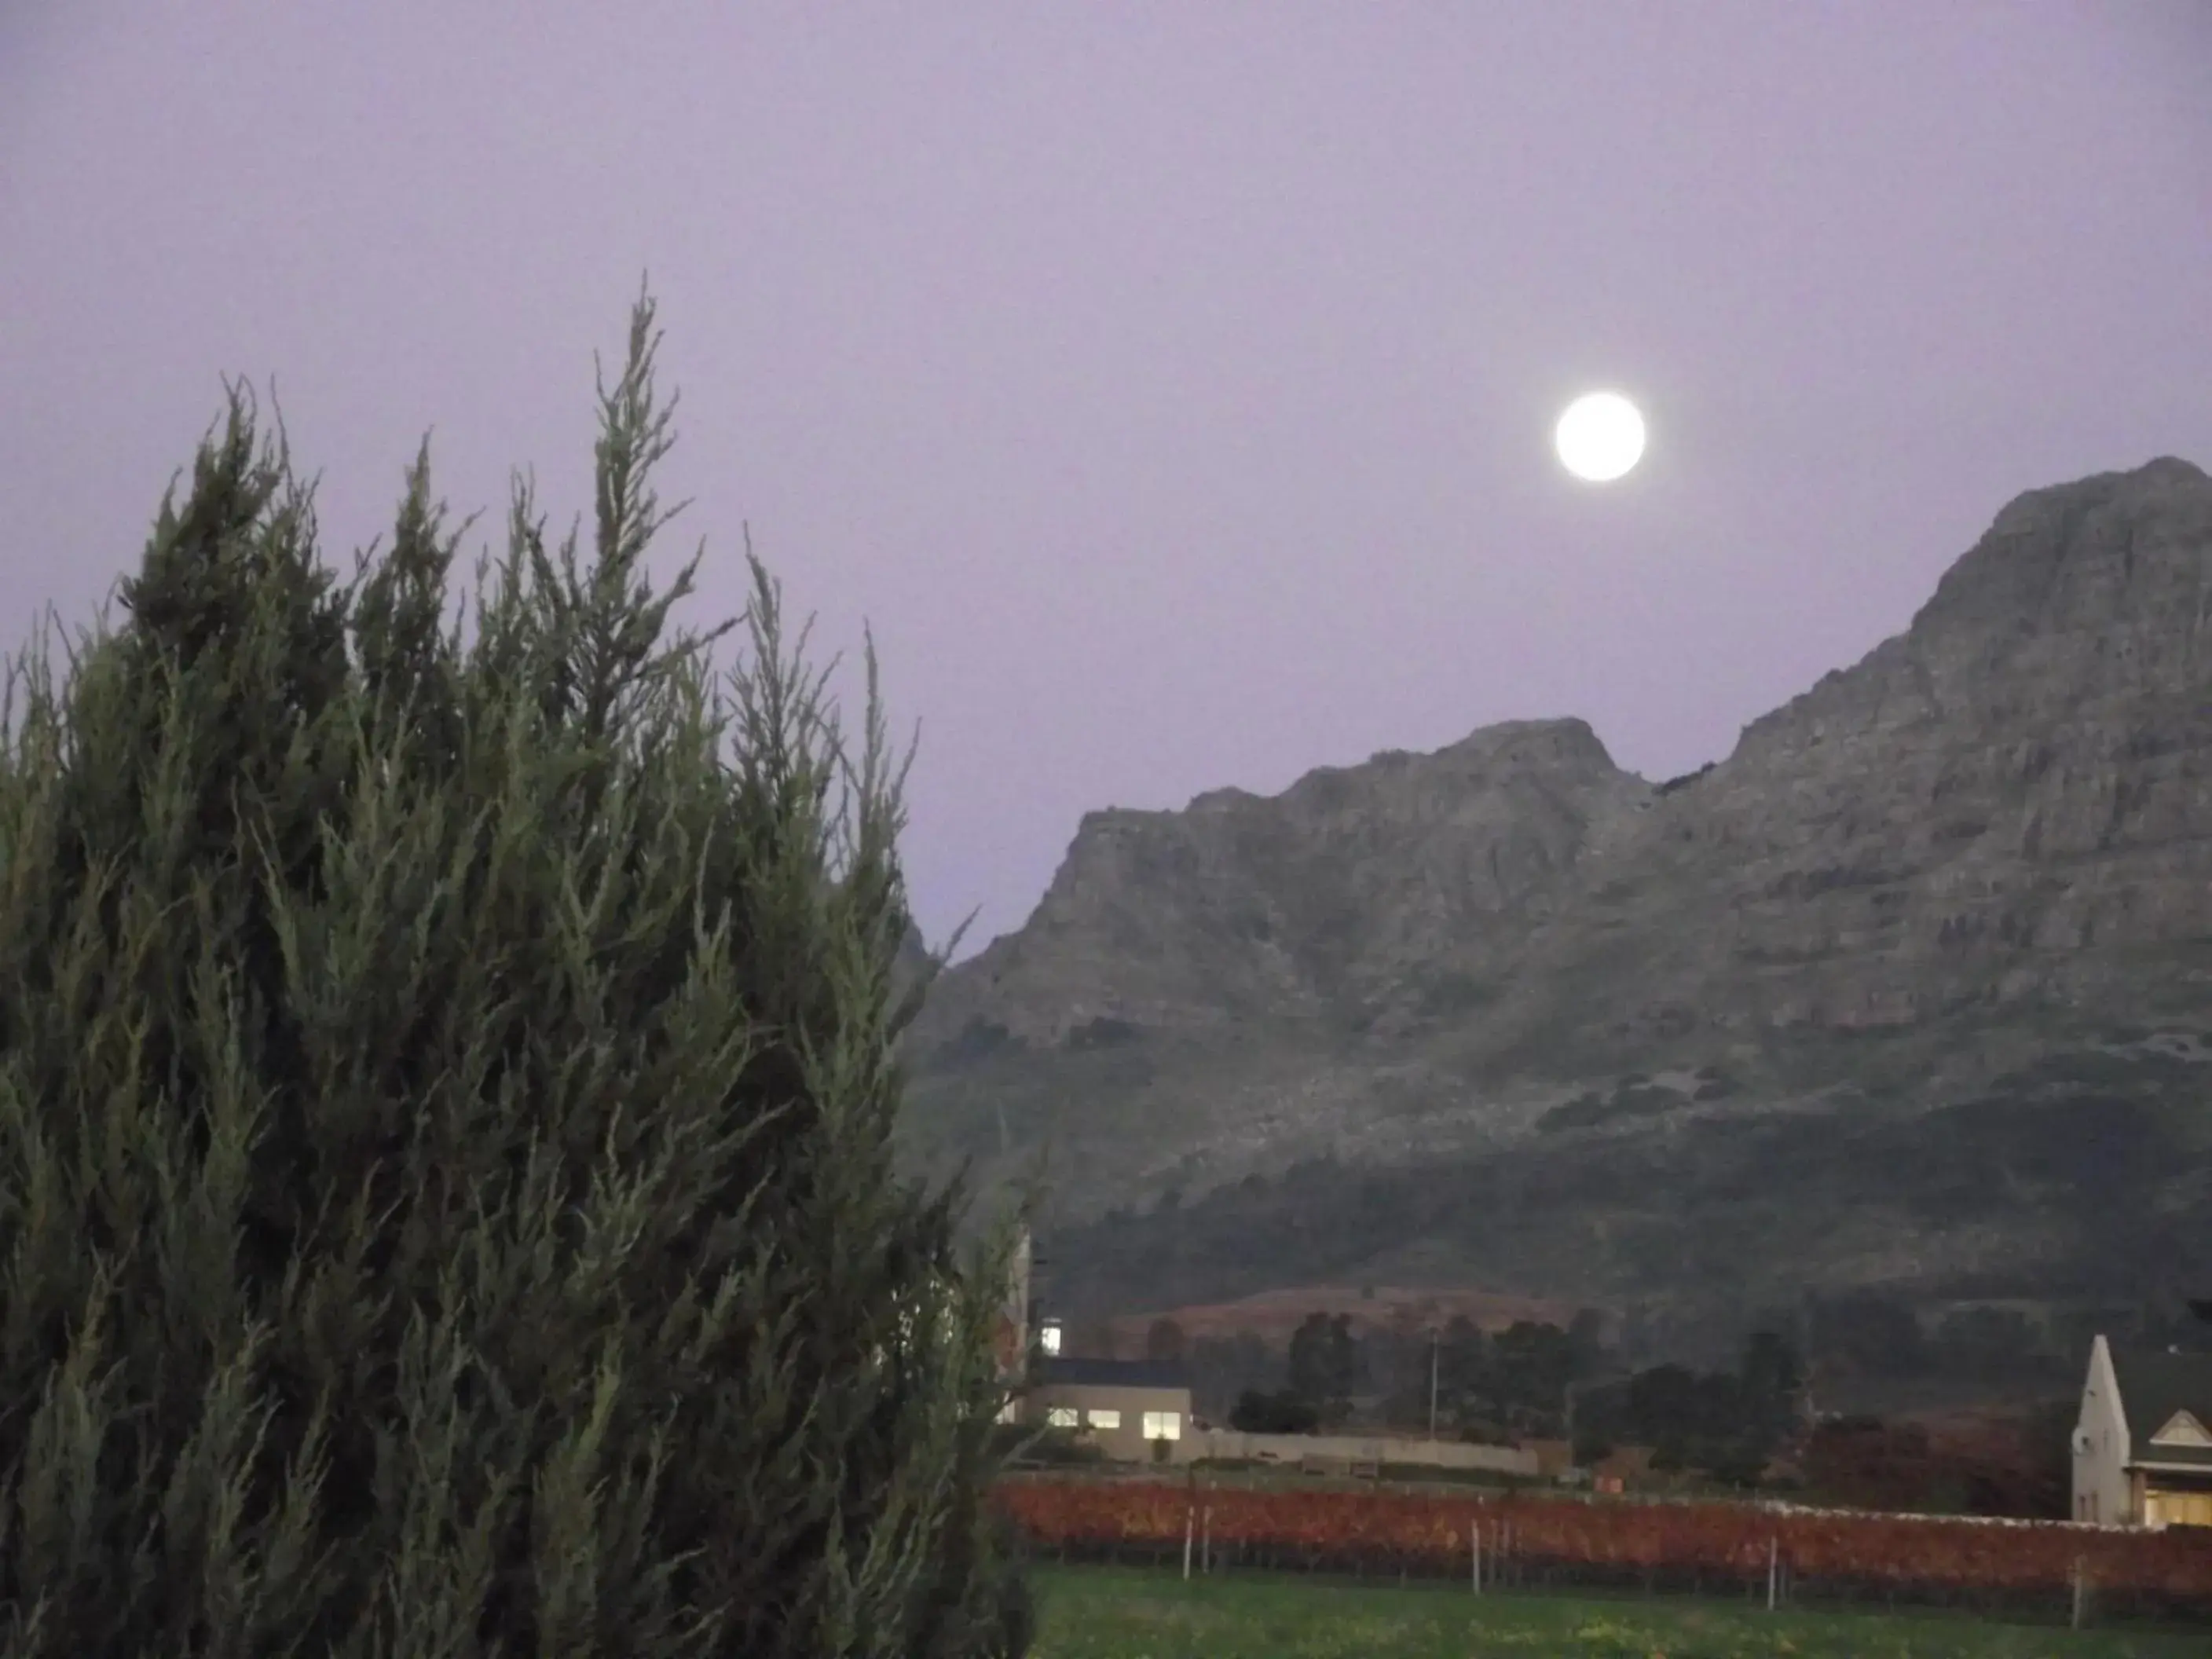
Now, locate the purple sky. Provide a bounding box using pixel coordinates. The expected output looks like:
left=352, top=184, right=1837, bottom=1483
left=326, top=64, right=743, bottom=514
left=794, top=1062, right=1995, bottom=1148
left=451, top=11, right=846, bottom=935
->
left=5, top=5, right=2210, bottom=957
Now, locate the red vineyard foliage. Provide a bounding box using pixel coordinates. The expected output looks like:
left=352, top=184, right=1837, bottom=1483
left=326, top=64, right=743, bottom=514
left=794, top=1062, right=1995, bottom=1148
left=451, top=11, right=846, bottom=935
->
left=994, top=1478, right=2212, bottom=1601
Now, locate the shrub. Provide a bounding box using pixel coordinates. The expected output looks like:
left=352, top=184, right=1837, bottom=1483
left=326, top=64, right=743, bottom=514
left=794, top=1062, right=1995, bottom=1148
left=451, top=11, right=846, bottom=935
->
left=1230, top=1390, right=1323, bottom=1434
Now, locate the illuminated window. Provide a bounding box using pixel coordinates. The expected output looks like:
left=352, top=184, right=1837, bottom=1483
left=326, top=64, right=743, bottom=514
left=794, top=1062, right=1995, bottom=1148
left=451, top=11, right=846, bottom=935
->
left=997, top=1399, right=1019, bottom=1423
left=1086, top=1408, right=1121, bottom=1430
left=1040, top=1320, right=1063, bottom=1355
left=1046, top=1406, right=1079, bottom=1428
left=1143, top=1411, right=1181, bottom=1441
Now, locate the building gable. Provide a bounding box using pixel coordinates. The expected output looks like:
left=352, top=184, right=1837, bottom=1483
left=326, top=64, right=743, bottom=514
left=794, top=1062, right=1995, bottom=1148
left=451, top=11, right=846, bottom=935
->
left=2109, top=1345, right=2212, bottom=1471
left=2150, top=1409, right=2212, bottom=1448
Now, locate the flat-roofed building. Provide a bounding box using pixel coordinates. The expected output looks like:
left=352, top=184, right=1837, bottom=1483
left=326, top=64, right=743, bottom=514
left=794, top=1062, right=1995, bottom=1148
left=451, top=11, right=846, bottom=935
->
left=1027, top=1356, right=1193, bottom=1463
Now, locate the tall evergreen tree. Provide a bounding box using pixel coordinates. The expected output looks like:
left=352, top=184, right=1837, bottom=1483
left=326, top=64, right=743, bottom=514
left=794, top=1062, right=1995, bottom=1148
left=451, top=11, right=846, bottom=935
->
left=0, top=294, right=1029, bottom=1656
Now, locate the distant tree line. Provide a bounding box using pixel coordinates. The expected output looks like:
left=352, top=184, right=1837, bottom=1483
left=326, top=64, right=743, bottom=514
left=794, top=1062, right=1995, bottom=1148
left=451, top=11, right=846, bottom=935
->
left=1795, top=1404, right=2075, bottom=1518
left=1084, top=1283, right=2210, bottom=1511
left=1085, top=1289, right=2212, bottom=1521
left=1114, top=1291, right=2210, bottom=1425
left=1144, top=1306, right=1798, bottom=1481
left=1569, top=1332, right=1803, bottom=1486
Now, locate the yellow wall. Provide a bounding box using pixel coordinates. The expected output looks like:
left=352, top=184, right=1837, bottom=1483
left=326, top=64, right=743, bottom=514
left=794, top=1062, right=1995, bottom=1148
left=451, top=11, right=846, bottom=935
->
left=2144, top=1487, right=2212, bottom=1529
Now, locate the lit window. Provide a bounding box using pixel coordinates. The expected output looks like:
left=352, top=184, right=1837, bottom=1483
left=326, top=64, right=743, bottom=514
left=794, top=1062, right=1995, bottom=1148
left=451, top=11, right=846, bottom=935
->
left=997, top=1399, right=1019, bottom=1423
left=1143, top=1411, right=1181, bottom=1441
left=1046, top=1406, right=1079, bottom=1428
left=1087, top=1408, right=1121, bottom=1430
left=1040, top=1320, right=1063, bottom=1356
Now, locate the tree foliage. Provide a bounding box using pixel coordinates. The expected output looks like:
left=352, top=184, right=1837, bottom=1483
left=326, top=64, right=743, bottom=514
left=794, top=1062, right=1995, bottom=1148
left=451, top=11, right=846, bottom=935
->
left=1225, top=1390, right=1320, bottom=1435
left=0, top=294, right=1028, bottom=1656
left=1285, top=1313, right=1357, bottom=1428
left=1573, top=1331, right=1805, bottom=1480
left=1141, top=1317, right=1185, bottom=1364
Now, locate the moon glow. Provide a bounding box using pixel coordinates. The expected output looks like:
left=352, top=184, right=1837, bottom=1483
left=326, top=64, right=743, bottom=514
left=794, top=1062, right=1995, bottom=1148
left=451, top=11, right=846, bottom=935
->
left=1555, top=391, right=1646, bottom=482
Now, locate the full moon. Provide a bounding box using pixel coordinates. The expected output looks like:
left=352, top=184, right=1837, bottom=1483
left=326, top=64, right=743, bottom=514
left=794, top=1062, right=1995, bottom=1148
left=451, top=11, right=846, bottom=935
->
left=1555, top=391, right=1646, bottom=482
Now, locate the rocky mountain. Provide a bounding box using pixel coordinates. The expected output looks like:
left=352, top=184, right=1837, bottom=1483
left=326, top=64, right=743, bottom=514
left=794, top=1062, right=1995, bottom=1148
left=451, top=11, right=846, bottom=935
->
left=899, top=458, right=2212, bottom=1342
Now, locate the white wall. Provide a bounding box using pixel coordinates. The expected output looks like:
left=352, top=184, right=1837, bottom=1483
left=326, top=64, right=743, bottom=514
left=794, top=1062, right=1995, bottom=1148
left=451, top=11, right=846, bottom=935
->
left=1186, top=1428, right=1539, bottom=1477
left=2072, top=1335, right=2133, bottom=1525
left=1027, top=1382, right=1192, bottom=1463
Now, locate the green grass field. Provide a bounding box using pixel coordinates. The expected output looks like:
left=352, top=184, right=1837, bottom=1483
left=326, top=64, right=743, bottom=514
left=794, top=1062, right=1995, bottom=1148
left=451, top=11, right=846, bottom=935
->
left=1028, top=1564, right=2207, bottom=1657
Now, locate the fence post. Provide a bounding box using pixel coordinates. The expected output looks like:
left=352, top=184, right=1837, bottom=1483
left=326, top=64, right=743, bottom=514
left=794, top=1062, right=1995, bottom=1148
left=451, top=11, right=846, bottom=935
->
left=1202, top=1506, right=1212, bottom=1575
left=1765, top=1536, right=1777, bottom=1613
left=2071, top=1556, right=2086, bottom=1630
left=1183, top=1507, right=1193, bottom=1582
left=1472, top=1520, right=1481, bottom=1595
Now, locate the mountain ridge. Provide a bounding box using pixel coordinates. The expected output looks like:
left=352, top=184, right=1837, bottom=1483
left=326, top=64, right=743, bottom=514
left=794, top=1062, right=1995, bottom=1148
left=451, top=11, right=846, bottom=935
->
left=899, top=456, right=2212, bottom=1332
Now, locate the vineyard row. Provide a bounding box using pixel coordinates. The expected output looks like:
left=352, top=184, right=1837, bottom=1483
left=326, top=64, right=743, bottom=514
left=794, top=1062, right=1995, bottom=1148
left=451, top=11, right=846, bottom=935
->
left=994, top=1478, right=2212, bottom=1601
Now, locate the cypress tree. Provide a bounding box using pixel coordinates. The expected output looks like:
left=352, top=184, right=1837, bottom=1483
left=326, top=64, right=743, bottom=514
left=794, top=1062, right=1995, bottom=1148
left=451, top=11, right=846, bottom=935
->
left=0, top=293, right=1030, bottom=1657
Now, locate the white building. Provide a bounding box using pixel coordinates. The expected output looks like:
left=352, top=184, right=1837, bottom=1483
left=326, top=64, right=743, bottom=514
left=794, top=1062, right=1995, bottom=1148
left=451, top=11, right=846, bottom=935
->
left=2072, top=1335, right=2212, bottom=1528
left=1025, top=1356, right=1196, bottom=1461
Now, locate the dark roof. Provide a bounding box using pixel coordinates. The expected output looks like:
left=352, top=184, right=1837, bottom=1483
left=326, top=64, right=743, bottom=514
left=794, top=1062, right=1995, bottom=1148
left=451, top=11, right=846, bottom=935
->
left=2111, top=1347, right=2212, bottom=1470
left=1034, top=1356, right=1190, bottom=1391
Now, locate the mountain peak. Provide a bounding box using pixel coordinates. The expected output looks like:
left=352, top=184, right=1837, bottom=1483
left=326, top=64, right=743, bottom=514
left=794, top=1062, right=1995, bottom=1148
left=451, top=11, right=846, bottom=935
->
left=1914, top=452, right=2212, bottom=653
left=1980, top=452, right=2210, bottom=541
left=1439, top=716, right=1616, bottom=768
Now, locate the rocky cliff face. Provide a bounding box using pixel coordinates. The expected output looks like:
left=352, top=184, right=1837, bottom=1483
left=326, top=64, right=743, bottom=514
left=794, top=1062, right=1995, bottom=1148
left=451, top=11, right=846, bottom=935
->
left=1454, top=456, right=2212, bottom=1068
left=914, top=716, right=1644, bottom=1046
left=900, top=458, right=2212, bottom=1327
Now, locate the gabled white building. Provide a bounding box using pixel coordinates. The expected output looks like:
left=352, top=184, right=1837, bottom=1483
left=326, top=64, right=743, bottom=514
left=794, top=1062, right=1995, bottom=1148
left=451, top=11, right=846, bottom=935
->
left=2073, top=1334, right=2212, bottom=1528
